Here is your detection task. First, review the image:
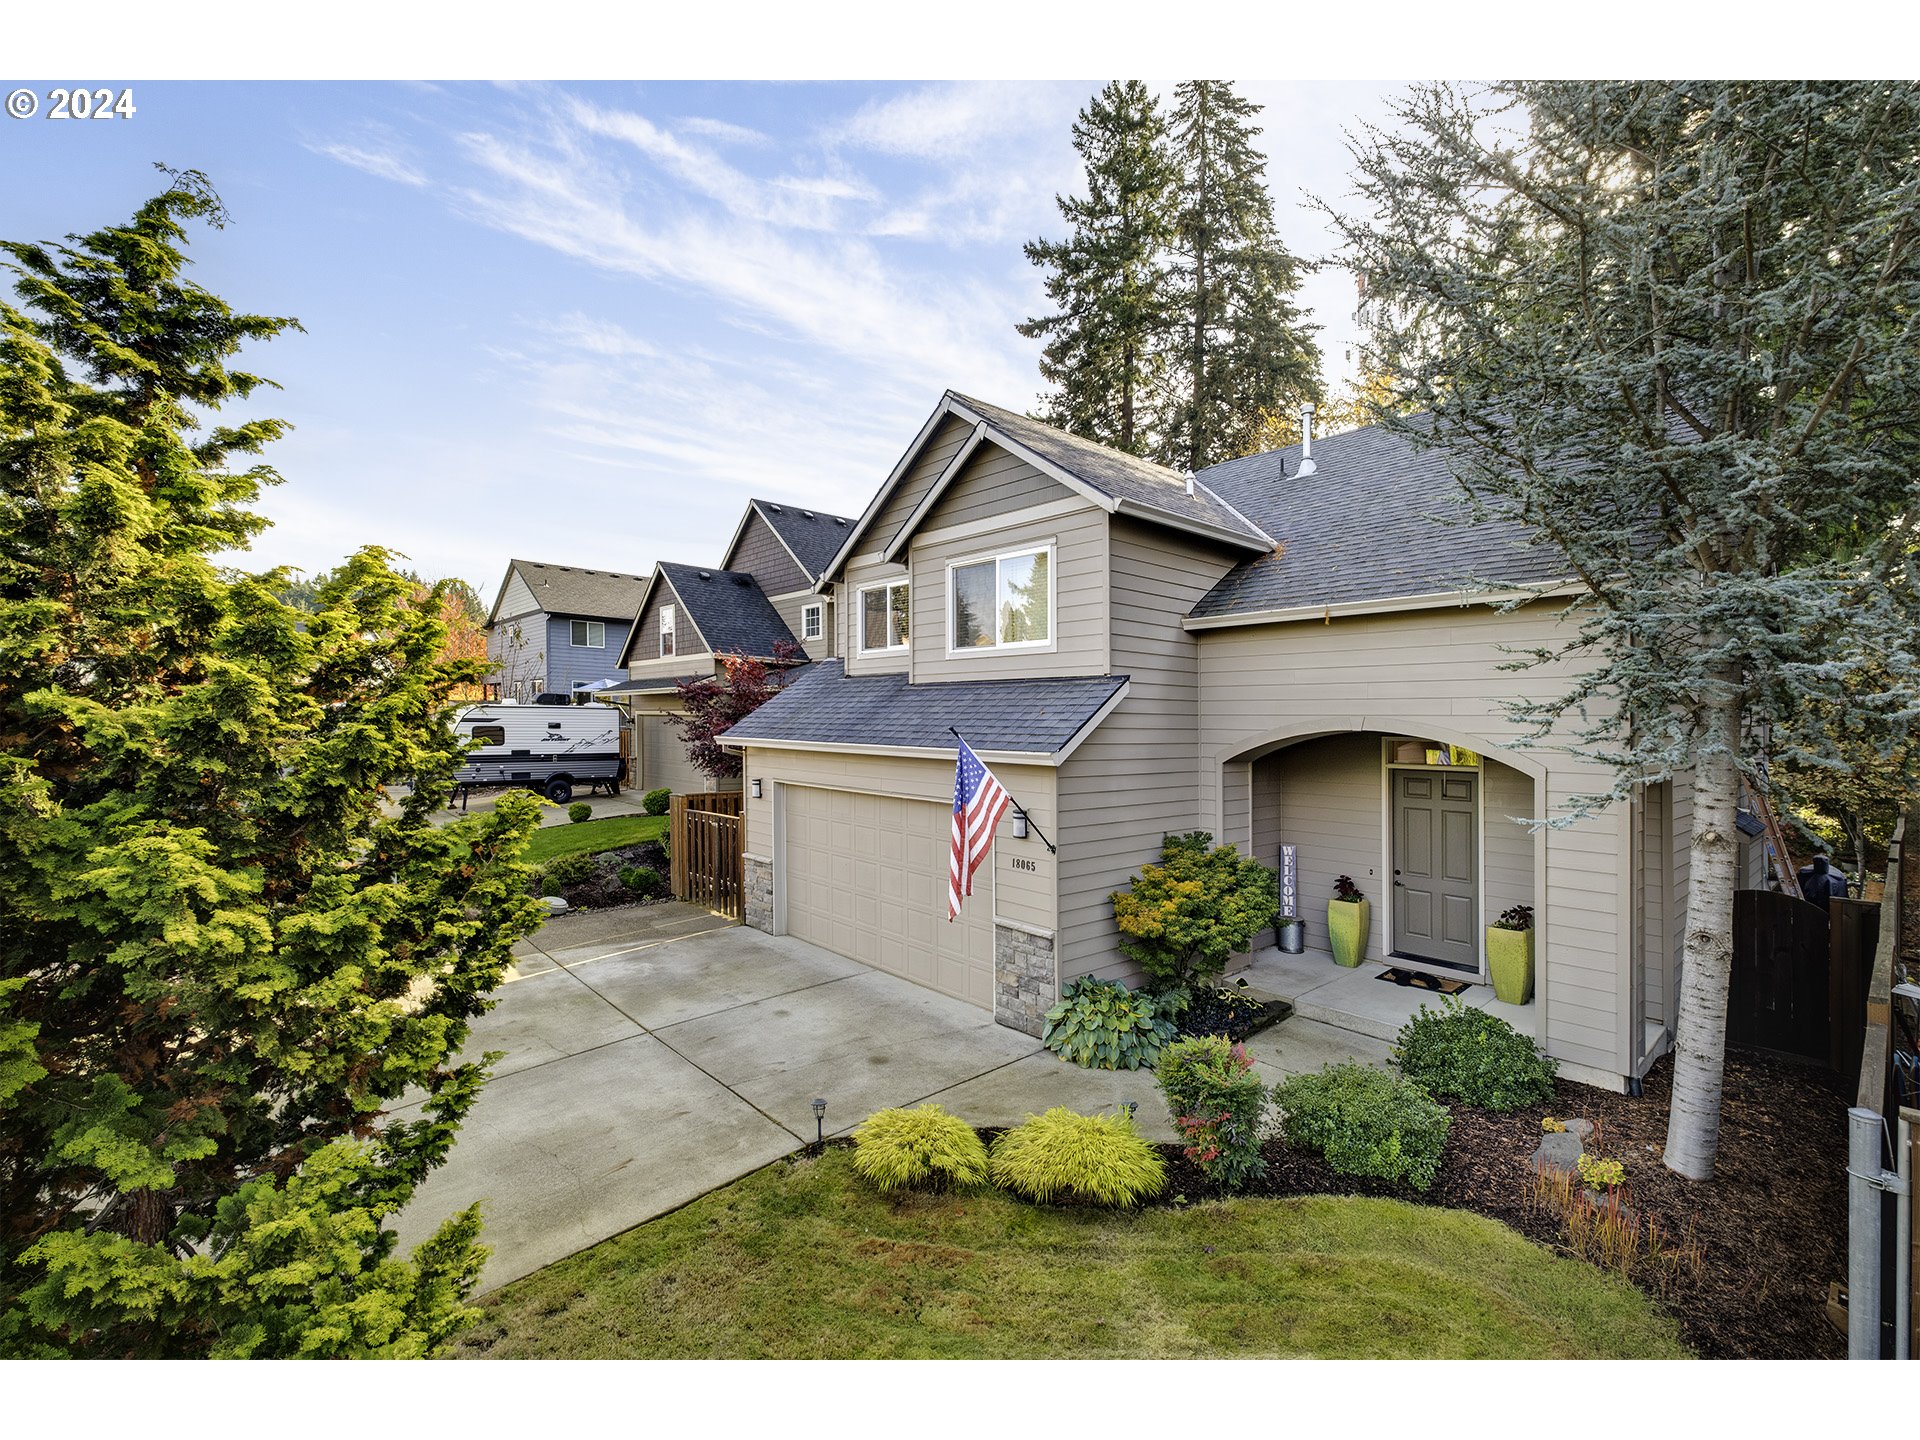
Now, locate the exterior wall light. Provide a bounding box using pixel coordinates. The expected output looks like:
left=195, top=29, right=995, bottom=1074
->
left=750, top=777, right=763, bottom=799
left=1012, top=810, right=1029, bottom=840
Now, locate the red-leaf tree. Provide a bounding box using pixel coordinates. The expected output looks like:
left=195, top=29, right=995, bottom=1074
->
left=668, top=640, right=801, bottom=780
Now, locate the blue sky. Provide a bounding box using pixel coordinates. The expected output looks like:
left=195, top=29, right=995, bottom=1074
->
left=6, top=80, right=1403, bottom=603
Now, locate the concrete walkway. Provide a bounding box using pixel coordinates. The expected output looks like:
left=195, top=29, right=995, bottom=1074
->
left=389, top=906, right=1391, bottom=1292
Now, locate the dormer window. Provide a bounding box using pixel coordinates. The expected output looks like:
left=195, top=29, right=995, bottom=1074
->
left=948, top=544, right=1053, bottom=652
left=858, top=581, right=909, bottom=654
left=659, top=604, right=676, bottom=658
left=801, top=601, right=824, bottom=642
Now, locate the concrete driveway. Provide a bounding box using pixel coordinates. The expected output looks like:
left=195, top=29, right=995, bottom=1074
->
left=388, top=904, right=1389, bottom=1292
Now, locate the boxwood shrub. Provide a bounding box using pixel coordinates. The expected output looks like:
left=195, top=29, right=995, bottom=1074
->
left=1393, top=997, right=1558, bottom=1111
left=1272, top=1063, right=1451, bottom=1191
left=642, top=787, right=671, bottom=816
left=851, top=1104, right=990, bottom=1193
left=989, top=1107, right=1166, bottom=1206
left=1041, top=976, right=1177, bottom=1071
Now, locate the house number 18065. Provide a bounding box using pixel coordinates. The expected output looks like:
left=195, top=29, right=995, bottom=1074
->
left=1010, top=857, right=1038, bottom=873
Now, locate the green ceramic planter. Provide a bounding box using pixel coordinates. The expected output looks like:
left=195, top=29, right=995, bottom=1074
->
left=1486, top=925, right=1534, bottom=1005
left=1326, top=898, right=1370, bottom=968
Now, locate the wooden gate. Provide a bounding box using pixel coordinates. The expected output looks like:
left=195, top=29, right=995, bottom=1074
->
left=1729, top=889, right=1881, bottom=1074
left=670, top=791, right=745, bottom=920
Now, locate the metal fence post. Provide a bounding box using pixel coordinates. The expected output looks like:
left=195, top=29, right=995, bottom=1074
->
left=1851, top=1106, right=1886, bottom=1358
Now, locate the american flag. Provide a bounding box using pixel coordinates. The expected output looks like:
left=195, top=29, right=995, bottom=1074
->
left=950, top=732, right=1012, bottom=920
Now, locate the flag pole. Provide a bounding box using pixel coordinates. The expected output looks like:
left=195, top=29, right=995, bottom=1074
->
left=949, top=727, right=1056, bottom=855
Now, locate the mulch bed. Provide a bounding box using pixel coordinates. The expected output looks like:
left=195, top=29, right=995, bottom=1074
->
left=542, top=843, right=671, bottom=910
left=1176, top=985, right=1292, bottom=1044
left=1154, top=1047, right=1851, bottom=1360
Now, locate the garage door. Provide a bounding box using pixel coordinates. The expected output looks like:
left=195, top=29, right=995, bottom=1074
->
left=782, top=786, right=994, bottom=1009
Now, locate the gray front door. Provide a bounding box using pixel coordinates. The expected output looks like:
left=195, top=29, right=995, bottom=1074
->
left=1393, top=770, right=1479, bottom=970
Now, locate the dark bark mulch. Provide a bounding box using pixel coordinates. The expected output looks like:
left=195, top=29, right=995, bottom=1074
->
left=1155, top=1048, right=1850, bottom=1360
left=1176, top=986, right=1292, bottom=1044
left=546, top=843, right=671, bottom=910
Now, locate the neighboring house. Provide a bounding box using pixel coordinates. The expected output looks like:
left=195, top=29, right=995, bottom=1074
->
left=484, top=558, right=651, bottom=703
left=599, top=499, right=853, bottom=795
left=722, top=390, right=1759, bottom=1093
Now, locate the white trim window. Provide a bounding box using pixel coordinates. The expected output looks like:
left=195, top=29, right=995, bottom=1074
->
left=569, top=619, right=606, bottom=649
left=659, top=604, right=676, bottom=658
left=858, top=581, right=909, bottom=654
left=800, top=601, right=824, bottom=642
left=948, top=544, right=1054, bottom=652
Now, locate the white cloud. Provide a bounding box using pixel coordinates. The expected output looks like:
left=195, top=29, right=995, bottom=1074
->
left=677, top=115, right=772, bottom=148
left=826, top=81, right=1077, bottom=158
left=308, top=140, right=428, bottom=187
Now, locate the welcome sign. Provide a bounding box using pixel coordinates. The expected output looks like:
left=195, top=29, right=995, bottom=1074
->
left=1278, top=843, right=1298, bottom=918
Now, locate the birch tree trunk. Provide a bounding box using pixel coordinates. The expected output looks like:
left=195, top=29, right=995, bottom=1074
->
left=1663, top=693, right=1744, bottom=1179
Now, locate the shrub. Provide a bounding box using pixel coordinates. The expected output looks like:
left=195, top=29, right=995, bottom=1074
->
left=1392, top=996, right=1558, bottom=1111
left=567, top=801, right=593, bottom=823
left=642, top=787, right=671, bottom=816
left=545, top=854, right=595, bottom=887
left=1156, top=1035, right=1267, bottom=1190
left=618, top=865, right=664, bottom=899
left=989, top=1108, right=1166, bottom=1206
left=850, top=1105, right=990, bottom=1193
left=1041, top=977, right=1177, bottom=1070
left=538, top=871, right=564, bottom=898
left=1272, top=1063, right=1451, bottom=1191
left=1110, top=831, right=1279, bottom=993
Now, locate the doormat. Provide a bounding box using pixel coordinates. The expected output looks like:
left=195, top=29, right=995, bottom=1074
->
left=1375, top=967, right=1470, bottom=995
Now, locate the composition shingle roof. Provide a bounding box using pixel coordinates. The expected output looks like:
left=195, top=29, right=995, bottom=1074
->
left=658, top=562, right=804, bottom=660
left=492, top=559, right=651, bottom=624
left=1187, top=418, right=1573, bottom=619
left=949, top=393, right=1270, bottom=550
left=720, top=659, right=1128, bottom=756
left=749, top=500, right=856, bottom=581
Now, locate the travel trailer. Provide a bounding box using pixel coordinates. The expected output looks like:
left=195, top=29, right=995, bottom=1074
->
left=451, top=700, right=626, bottom=803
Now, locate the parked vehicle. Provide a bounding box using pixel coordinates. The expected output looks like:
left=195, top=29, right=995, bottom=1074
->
left=452, top=700, right=625, bottom=803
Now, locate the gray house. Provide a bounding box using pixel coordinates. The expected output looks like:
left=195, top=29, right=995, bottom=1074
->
left=722, top=391, right=1756, bottom=1094
left=484, top=559, right=651, bottom=702
left=597, top=499, right=853, bottom=794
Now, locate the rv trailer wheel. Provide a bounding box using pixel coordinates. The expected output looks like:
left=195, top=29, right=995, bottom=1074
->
left=543, top=777, right=573, bottom=804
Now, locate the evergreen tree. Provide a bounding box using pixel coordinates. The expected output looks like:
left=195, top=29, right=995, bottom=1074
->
left=1162, top=80, right=1320, bottom=469
left=0, top=172, right=543, bottom=1355
left=1018, top=81, right=1177, bottom=456
left=1333, top=82, right=1920, bottom=1179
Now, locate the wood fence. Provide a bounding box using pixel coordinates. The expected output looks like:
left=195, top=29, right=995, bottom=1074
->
left=669, top=791, right=745, bottom=920
left=1729, top=889, right=1880, bottom=1077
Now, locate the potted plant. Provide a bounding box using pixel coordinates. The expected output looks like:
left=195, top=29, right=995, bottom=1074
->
left=1275, top=914, right=1305, bottom=953
left=1486, top=903, right=1535, bottom=1004
left=1326, top=875, right=1369, bottom=968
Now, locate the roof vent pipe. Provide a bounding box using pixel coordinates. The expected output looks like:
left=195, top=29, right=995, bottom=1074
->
left=1296, top=403, right=1317, bottom=478
left=1184, top=471, right=1195, bottom=496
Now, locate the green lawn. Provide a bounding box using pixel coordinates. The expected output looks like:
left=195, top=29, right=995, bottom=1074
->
left=523, top=813, right=667, bottom=865
left=454, top=1146, right=1688, bottom=1360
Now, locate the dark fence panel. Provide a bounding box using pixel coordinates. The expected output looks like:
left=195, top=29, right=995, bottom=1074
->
left=1730, top=889, right=1833, bottom=1063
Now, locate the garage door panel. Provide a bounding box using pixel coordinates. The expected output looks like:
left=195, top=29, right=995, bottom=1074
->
left=783, top=786, right=994, bottom=1011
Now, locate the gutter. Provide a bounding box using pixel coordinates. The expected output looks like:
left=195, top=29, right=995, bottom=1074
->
left=1181, top=581, right=1586, bottom=631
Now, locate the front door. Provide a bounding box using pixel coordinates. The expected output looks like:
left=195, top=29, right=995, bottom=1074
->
left=1392, top=770, right=1479, bottom=970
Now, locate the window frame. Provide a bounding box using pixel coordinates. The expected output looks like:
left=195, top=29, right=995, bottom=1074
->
left=855, top=580, right=911, bottom=656
left=800, top=600, right=824, bottom=642
left=469, top=724, right=506, bottom=747
left=944, top=540, right=1057, bottom=658
left=658, top=603, right=676, bottom=658
left=569, top=618, right=606, bottom=649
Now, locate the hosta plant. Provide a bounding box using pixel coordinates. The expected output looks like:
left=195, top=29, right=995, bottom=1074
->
left=1041, top=977, right=1177, bottom=1071
left=989, top=1108, right=1166, bottom=1207
left=851, top=1105, right=990, bottom=1193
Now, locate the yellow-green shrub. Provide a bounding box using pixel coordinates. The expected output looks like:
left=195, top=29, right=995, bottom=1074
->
left=850, top=1104, right=990, bottom=1193
left=988, top=1107, right=1166, bottom=1206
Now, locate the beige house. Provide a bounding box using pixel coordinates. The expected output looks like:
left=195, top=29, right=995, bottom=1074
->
left=599, top=499, right=851, bottom=795
left=722, top=391, right=1751, bottom=1094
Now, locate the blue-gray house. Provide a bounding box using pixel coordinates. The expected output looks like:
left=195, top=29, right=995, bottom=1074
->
left=484, top=558, right=652, bottom=702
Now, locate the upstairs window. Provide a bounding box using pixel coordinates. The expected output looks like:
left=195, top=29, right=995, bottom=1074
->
left=570, top=619, right=606, bottom=649
left=659, top=604, right=676, bottom=658
left=949, top=545, right=1052, bottom=651
left=858, top=581, right=909, bottom=654
left=801, top=601, right=824, bottom=641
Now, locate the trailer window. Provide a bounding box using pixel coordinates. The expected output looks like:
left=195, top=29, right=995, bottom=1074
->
left=470, top=725, right=506, bottom=746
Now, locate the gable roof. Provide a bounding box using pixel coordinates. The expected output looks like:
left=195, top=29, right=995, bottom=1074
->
left=486, top=558, right=651, bottom=627
left=718, top=659, right=1129, bottom=764
left=1184, top=418, right=1575, bottom=625
left=722, top=499, right=856, bottom=583
left=822, top=391, right=1272, bottom=582
left=633, top=561, right=803, bottom=664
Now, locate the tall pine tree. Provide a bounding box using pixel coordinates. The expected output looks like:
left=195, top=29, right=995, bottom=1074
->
left=1018, top=81, right=1176, bottom=456
left=0, top=172, right=543, bottom=1355
left=1161, top=80, right=1320, bottom=469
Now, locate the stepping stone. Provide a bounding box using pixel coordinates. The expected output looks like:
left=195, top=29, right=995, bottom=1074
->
left=1530, top=1130, right=1584, bottom=1177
